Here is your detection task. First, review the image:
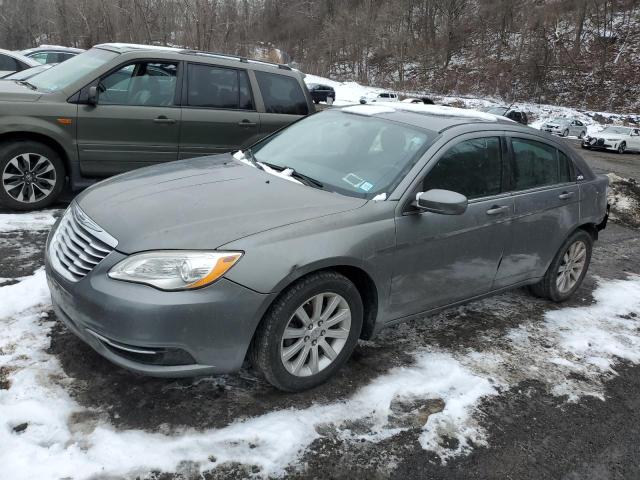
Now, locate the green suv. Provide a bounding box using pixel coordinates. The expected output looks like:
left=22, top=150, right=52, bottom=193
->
left=0, top=43, right=314, bottom=210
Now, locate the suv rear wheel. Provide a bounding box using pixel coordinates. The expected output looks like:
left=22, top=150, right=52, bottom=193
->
left=250, top=271, right=363, bottom=391
left=0, top=141, right=65, bottom=210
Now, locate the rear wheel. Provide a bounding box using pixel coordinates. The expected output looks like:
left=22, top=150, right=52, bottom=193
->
left=326, top=96, right=334, bottom=106
left=250, top=271, right=363, bottom=391
left=618, top=142, right=626, bottom=154
left=0, top=141, right=65, bottom=210
left=578, top=131, right=586, bottom=139
left=529, top=230, right=592, bottom=302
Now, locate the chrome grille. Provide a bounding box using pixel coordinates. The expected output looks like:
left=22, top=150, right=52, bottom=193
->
left=49, top=203, right=118, bottom=282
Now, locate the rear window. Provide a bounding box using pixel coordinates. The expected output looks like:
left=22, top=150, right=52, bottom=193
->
left=0, top=54, right=20, bottom=71
left=254, top=71, right=308, bottom=115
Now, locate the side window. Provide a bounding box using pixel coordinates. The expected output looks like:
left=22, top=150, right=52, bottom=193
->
left=511, top=138, right=573, bottom=190
left=0, top=54, right=20, bottom=71
left=98, top=62, right=177, bottom=106
left=254, top=71, right=308, bottom=115
left=558, top=151, right=574, bottom=183
left=29, top=52, right=49, bottom=64
left=422, top=137, right=502, bottom=200
left=187, top=64, right=251, bottom=110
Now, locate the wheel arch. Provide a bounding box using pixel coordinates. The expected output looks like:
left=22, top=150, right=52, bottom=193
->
left=0, top=131, right=70, bottom=177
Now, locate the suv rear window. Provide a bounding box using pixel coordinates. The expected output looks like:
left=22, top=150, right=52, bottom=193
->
left=187, top=64, right=254, bottom=110
left=254, top=71, right=308, bottom=115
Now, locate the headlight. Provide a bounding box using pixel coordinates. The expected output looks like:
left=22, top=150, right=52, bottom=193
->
left=109, top=251, right=242, bottom=290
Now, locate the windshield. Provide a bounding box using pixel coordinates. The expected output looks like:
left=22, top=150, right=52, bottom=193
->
left=251, top=110, right=435, bottom=198
left=29, top=48, right=118, bottom=92
left=601, top=126, right=631, bottom=135
left=550, top=117, right=568, bottom=124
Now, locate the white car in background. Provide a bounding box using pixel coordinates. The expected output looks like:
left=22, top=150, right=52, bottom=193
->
left=541, top=117, right=587, bottom=138
left=360, top=91, right=399, bottom=104
left=0, top=48, right=39, bottom=77
left=582, top=126, right=640, bottom=154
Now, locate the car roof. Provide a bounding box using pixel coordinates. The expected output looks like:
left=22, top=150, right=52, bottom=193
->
left=338, top=103, right=517, bottom=133
left=0, top=48, right=40, bottom=66
left=20, top=45, right=85, bottom=54
left=94, top=43, right=295, bottom=71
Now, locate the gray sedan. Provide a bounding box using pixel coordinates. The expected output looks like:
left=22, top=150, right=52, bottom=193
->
left=45, top=105, right=609, bottom=391
left=541, top=117, right=587, bottom=138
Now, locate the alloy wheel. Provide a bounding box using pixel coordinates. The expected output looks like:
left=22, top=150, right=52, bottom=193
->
left=280, top=292, right=351, bottom=377
left=2, top=153, right=57, bottom=204
left=556, top=240, right=587, bottom=294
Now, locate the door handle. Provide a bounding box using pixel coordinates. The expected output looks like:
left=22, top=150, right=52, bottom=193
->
left=486, top=205, right=510, bottom=216
left=238, top=120, right=257, bottom=127
left=558, top=192, right=575, bottom=200
left=153, top=116, right=176, bottom=124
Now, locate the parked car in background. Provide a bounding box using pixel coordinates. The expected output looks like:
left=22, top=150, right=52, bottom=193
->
left=360, top=91, right=399, bottom=104
left=19, top=45, right=85, bottom=64
left=582, top=126, right=640, bottom=154
left=482, top=106, right=529, bottom=125
left=541, top=118, right=587, bottom=138
left=0, top=48, right=39, bottom=77
left=402, top=97, right=435, bottom=105
left=45, top=104, right=608, bottom=392
left=1, top=63, right=56, bottom=80
left=307, top=83, right=335, bottom=105
left=0, top=43, right=314, bottom=210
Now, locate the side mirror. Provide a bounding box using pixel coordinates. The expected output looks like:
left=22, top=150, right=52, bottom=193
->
left=415, top=189, right=468, bottom=215
left=87, top=85, right=98, bottom=105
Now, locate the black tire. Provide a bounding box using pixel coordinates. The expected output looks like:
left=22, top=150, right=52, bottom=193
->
left=562, top=129, right=569, bottom=137
left=578, top=131, right=585, bottom=139
left=249, top=271, right=363, bottom=392
left=618, top=142, right=626, bottom=154
left=0, top=141, right=65, bottom=210
left=529, top=230, right=593, bottom=302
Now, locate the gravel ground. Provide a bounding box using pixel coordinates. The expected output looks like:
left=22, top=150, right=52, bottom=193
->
left=1, top=146, right=639, bottom=479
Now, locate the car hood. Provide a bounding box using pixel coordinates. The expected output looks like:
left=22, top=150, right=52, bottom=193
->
left=597, top=134, right=626, bottom=141
left=0, top=80, right=43, bottom=102
left=76, top=154, right=367, bottom=253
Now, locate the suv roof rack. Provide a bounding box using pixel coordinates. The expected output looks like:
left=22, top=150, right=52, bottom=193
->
left=178, top=49, right=292, bottom=70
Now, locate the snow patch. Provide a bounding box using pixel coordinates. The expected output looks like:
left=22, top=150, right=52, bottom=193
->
left=0, top=210, right=59, bottom=233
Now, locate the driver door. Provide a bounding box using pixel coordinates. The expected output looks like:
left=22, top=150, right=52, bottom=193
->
left=389, top=134, right=513, bottom=319
left=76, top=60, right=181, bottom=177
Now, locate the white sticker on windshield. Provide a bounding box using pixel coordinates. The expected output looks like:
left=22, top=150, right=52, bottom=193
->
left=343, top=173, right=364, bottom=188
left=360, top=182, right=374, bottom=192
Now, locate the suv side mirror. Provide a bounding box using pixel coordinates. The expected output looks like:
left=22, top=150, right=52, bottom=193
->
left=415, top=189, right=468, bottom=215
left=87, top=85, right=98, bottom=105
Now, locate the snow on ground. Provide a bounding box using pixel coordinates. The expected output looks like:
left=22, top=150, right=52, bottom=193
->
left=0, top=210, right=58, bottom=233
left=2, top=263, right=640, bottom=478
left=304, top=73, right=638, bottom=138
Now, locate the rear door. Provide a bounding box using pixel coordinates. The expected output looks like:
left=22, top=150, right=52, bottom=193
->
left=76, top=60, right=181, bottom=176
left=178, top=63, right=261, bottom=159
left=390, top=134, right=513, bottom=318
left=494, top=136, right=580, bottom=287
left=254, top=70, right=310, bottom=136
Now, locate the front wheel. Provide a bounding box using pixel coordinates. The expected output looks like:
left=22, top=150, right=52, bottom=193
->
left=250, top=271, right=363, bottom=391
left=562, top=129, right=569, bottom=137
left=618, top=142, right=626, bottom=154
left=529, top=230, right=593, bottom=302
left=0, top=141, right=65, bottom=210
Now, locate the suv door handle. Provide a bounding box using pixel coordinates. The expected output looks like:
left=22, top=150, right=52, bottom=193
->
left=238, top=120, right=257, bottom=127
left=153, top=116, right=176, bottom=124
left=559, top=192, right=575, bottom=200
left=486, top=205, right=510, bottom=216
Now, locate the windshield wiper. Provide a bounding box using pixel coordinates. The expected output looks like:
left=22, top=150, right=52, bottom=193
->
left=243, top=148, right=265, bottom=171
left=15, top=80, right=37, bottom=90
left=259, top=162, right=324, bottom=189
